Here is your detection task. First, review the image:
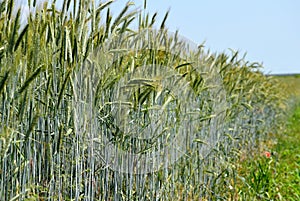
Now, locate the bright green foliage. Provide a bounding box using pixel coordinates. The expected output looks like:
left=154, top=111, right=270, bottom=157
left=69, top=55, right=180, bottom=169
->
left=237, top=102, right=300, bottom=200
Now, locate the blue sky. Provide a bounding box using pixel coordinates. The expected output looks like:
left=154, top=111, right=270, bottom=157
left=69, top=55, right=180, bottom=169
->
left=111, top=0, right=300, bottom=74
left=18, top=0, right=300, bottom=74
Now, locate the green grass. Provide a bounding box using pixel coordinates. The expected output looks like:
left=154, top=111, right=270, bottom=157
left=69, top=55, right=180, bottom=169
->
left=274, top=103, right=300, bottom=199
left=236, top=101, right=300, bottom=200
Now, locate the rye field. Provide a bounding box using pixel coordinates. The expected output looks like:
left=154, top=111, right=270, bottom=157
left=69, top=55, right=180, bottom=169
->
left=0, top=1, right=298, bottom=200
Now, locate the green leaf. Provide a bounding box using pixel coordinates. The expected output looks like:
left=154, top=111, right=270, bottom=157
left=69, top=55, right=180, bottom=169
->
left=194, top=139, right=208, bottom=145
left=0, top=71, right=9, bottom=94
left=241, top=102, right=253, bottom=110
left=14, top=24, right=29, bottom=51
left=175, top=62, right=192, bottom=69
left=18, top=66, right=42, bottom=95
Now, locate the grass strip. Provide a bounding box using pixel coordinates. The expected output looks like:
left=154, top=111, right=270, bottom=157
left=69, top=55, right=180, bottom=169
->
left=237, top=102, right=300, bottom=200
left=274, top=103, right=300, bottom=200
